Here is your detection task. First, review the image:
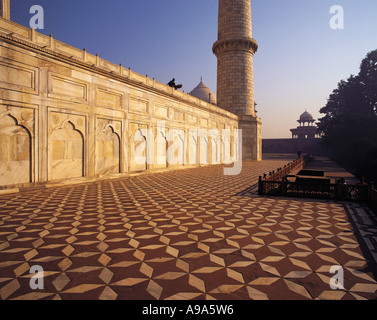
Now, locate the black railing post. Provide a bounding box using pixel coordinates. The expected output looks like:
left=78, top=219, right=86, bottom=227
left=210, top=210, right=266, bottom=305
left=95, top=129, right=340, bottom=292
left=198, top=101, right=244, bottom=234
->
left=335, top=181, right=342, bottom=201
left=281, top=180, right=287, bottom=196
left=258, top=176, right=262, bottom=195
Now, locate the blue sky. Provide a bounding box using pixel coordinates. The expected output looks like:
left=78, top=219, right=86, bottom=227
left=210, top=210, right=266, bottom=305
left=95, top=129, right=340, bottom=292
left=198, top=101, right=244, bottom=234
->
left=10, top=0, right=377, bottom=138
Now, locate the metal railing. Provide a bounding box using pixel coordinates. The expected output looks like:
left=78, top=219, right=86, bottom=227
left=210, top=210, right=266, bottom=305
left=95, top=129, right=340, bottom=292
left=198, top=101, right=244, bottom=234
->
left=259, top=179, right=369, bottom=202
left=261, top=155, right=310, bottom=183
left=258, top=155, right=372, bottom=203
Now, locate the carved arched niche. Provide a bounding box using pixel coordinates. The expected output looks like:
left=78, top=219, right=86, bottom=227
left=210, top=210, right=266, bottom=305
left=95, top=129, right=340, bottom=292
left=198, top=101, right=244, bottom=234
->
left=208, top=131, right=220, bottom=165
left=49, top=113, right=85, bottom=181
left=129, top=124, right=148, bottom=172
left=189, top=131, right=198, bottom=165
left=243, top=141, right=253, bottom=161
left=200, top=134, right=209, bottom=165
left=96, top=122, right=121, bottom=176
left=156, top=126, right=168, bottom=168
left=0, top=113, right=32, bottom=186
left=167, top=129, right=185, bottom=166
left=222, top=137, right=231, bottom=164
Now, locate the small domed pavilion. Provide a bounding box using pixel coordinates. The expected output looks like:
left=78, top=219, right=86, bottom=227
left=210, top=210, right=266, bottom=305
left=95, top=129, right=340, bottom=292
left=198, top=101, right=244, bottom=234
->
left=290, top=110, right=319, bottom=139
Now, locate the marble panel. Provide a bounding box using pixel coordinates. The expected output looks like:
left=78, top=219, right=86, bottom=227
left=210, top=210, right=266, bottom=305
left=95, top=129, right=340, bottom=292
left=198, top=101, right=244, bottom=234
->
left=129, top=97, right=148, bottom=115
left=50, top=75, right=87, bottom=101
left=154, top=105, right=168, bottom=119
left=96, top=87, right=123, bottom=109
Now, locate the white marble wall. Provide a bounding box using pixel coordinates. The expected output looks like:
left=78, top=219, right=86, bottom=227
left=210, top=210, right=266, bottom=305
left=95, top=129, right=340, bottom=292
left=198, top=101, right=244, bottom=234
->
left=0, top=17, right=240, bottom=189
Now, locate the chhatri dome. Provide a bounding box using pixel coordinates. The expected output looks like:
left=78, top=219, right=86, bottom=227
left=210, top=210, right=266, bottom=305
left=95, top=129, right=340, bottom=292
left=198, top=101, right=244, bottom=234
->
left=189, top=78, right=217, bottom=105
left=299, top=110, right=314, bottom=122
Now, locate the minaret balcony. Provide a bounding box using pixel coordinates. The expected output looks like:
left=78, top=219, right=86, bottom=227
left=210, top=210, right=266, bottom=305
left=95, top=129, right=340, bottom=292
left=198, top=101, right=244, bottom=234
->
left=213, top=38, right=258, bottom=56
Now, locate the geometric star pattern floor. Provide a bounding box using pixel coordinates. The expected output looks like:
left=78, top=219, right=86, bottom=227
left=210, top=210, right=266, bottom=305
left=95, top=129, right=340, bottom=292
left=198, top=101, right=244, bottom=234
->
left=1, top=157, right=376, bottom=300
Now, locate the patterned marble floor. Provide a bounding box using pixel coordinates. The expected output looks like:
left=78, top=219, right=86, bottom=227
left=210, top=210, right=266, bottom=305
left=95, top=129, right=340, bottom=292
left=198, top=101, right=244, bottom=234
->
left=0, top=158, right=377, bottom=300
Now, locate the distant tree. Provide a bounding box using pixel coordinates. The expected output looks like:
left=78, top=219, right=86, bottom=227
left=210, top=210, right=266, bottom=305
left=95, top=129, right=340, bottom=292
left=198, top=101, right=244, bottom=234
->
left=359, top=50, right=377, bottom=116
left=319, top=75, right=371, bottom=121
left=318, top=50, right=377, bottom=183
left=319, top=49, right=377, bottom=122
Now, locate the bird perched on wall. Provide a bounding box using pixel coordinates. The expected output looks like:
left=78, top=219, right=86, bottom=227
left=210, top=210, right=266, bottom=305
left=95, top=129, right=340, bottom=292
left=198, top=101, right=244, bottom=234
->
left=168, top=78, right=182, bottom=90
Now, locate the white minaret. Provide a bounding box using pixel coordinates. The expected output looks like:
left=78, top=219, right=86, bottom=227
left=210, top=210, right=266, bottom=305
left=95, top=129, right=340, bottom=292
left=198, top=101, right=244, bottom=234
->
left=213, top=0, right=262, bottom=160
left=0, top=0, right=10, bottom=20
